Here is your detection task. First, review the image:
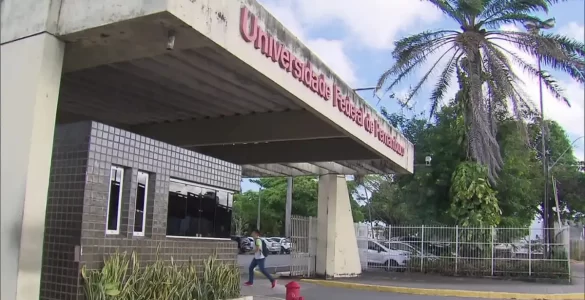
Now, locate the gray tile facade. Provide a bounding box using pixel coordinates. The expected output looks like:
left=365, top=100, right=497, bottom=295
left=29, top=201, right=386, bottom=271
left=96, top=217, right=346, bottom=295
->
left=41, top=121, right=242, bottom=300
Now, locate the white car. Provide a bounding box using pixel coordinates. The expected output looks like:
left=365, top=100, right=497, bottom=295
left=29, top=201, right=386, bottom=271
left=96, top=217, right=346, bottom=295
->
left=362, top=240, right=411, bottom=270
left=247, top=237, right=280, bottom=254
left=260, top=238, right=281, bottom=254
left=269, top=237, right=291, bottom=254
left=362, top=240, right=436, bottom=271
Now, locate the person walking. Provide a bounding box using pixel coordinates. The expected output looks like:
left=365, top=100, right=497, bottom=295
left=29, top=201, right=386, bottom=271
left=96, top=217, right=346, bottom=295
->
left=244, top=229, right=276, bottom=288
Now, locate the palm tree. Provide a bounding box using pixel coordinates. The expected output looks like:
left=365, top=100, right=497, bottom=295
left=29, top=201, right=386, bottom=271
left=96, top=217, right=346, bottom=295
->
left=376, top=0, right=584, bottom=183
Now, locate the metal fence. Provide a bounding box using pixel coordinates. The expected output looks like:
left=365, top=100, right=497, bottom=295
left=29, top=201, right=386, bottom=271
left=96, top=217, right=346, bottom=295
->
left=290, top=215, right=317, bottom=277
left=570, top=239, right=585, bottom=261
left=354, top=224, right=571, bottom=280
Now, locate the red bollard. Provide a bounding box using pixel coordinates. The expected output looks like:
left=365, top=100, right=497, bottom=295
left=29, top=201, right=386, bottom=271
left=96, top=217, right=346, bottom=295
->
left=285, top=281, right=301, bottom=300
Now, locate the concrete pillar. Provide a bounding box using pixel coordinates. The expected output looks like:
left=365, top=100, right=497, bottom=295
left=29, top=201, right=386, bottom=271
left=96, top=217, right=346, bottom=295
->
left=316, top=174, right=362, bottom=278
left=1, top=33, right=65, bottom=300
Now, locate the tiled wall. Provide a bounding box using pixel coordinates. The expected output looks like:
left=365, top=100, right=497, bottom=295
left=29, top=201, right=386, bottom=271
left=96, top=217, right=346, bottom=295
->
left=41, top=121, right=242, bottom=300
left=41, top=122, right=91, bottom=300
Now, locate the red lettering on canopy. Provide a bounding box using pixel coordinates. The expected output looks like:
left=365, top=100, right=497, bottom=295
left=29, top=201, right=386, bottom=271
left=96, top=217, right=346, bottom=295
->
left=239, top=6, right=405, bottom=157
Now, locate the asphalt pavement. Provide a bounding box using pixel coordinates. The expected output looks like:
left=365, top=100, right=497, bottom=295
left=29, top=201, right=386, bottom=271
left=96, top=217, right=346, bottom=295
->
left=241, top=277, right=491, bottom=300
left=238, top=253, right=292, bottom=274
left=238, top=254, right=585, bottom=299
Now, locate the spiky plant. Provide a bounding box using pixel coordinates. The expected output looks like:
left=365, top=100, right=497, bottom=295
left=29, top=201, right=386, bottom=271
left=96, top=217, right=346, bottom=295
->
left=376, top=0, right=585, bottom=183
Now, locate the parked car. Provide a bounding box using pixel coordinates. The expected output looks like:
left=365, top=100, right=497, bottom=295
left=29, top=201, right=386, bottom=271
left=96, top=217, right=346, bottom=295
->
left=361, top=240, right=412, bottom=271
left=389, top=236, right=454, bottom=257
left=230, top=235, right=253, bottom=254
left=383, top=241, right=440, bottom=263
left=269, top=237, right=291, bottom=254
left=362, top=240, right=439, bottom=271
left=261, top=238, right=281, bottom=254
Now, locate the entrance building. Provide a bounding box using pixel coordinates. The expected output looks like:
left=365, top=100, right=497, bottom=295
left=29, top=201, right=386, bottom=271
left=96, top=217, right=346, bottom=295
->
left=1, top=1, right=414, bottom=299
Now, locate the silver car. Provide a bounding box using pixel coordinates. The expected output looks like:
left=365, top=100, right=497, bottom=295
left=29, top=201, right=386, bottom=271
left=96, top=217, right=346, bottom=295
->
left=269, top=237, right=291, bottom=254
left=261, top=238, right=281, bottom=254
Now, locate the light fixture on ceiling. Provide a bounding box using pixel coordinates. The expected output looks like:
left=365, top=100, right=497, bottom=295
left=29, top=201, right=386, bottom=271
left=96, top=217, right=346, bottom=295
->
left=167, top=30, right=176, bottom=50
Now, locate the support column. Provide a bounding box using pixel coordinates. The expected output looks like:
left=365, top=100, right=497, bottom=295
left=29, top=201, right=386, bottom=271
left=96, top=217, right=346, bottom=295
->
left=285, top=177, right=293, bottom=237
left=1, top=33, right=65, bottom=300
left=316, top=174, right=361, bottom=278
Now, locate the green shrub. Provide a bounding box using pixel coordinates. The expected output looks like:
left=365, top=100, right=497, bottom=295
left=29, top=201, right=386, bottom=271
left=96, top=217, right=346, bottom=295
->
left=81, top=252, right=240, bottom=300
left=405, top=257, right=570, bottom=279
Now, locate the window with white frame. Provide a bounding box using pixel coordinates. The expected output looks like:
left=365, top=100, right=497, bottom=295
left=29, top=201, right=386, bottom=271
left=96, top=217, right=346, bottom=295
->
left=133, top=171, right=149, bottom=236
left=106, top=166, right=124, bottom=234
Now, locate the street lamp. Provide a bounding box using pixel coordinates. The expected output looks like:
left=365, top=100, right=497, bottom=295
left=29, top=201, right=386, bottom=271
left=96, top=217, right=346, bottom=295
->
left=353, top=86, right=387, bottom=107
left=257, top=187, right=262, bottom=230
left=414, top=156, right=433, bottom=168
left=523, top=18, right=555, bottom=237
left=548, top=136, right=585, bottom=171
left=547, top=136, right=583, bottom=229
left=425, top=156, right=432, bottom=167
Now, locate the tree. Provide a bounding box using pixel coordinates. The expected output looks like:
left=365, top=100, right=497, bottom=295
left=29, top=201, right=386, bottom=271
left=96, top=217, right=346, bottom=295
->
left=232, top=177, right=364, bottom=236
left=376, top=0, right=585, bottom=182
left=495, top=118, right=542, bottom=227
left=529, top=120, right=585, bottom=223
left=369, top=104, right=583, bottom=228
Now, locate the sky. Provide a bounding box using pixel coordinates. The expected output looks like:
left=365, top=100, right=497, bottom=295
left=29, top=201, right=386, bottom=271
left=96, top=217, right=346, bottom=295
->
left=242, top=0, right=585, bottom=192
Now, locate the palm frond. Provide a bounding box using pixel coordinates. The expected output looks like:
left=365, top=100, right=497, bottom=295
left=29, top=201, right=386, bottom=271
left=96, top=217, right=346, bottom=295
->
left=394, top=30, right=459, bottom=54
left=404, top=46, right=458, bottom=104
left=481, top=43, right=530, bottom=131
left=377, top=33, right=458, bottom=94
left=479, top=13, right=547, bottom=29
left=428, top=50, right=462, bottom=118
left=480, top=0, right=550, bottom=22
left=424, top=0, right=466, bottom=25
left=489, top=42, right=571, bottom=106
left=490, top=31, right=585, bottom=83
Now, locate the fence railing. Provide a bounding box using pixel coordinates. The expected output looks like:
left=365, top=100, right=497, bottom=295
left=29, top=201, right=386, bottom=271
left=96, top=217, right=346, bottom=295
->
left=354, top=224, right=571, bottom=280
left=570, top=239, right=585, bottom=261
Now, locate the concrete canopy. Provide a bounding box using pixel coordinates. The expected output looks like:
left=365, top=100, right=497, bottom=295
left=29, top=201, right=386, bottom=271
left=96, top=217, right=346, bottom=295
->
left=10, top=0, right=414, bottom=177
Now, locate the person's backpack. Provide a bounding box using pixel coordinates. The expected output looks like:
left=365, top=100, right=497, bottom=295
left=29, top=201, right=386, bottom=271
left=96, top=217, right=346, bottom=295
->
left=261, top=239, right=270, bottom=257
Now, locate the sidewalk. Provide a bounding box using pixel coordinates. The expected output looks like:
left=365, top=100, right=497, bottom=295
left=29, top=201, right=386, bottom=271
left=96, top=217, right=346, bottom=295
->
left=301, top=266, right=585, bottom=300
left=239, top=276, right=286, bottom=300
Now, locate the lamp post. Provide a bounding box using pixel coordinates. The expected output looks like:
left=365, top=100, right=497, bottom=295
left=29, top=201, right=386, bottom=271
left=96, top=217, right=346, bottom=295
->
left=523, top=18, right=555, bottom=243
left=353, top=86, right=388, bottom=107
left=548, top=136, right=584, bottom=227
left=413, top=156, right=433, bottom=168
left=548, top=136, right=585, bottom=172
left=257, top=187, right=262, bottom=230
left=285, top=177, right=293, bottom=238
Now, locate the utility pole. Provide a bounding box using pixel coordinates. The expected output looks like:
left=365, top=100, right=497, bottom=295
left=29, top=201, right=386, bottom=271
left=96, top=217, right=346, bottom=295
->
left=524, top=18, right=555, bottom=253
left=285, top=177, right=293, bottom=237
left=538, top=53, right=551, bottom=247
left=257, top=187, right=262, bottom=230
left=364, top=184, right=373, bottom=238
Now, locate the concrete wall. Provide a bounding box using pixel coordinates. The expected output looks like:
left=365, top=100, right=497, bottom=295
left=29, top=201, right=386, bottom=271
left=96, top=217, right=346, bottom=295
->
left=165, top=0, right=414, bottom=173
left=11, top=0, right=414, bottom=172
left=40, top=121, right=241, bottom=300
left=0, top=0, right=62, bottom=43
left=1, top=33, right=65, bottom=300
left=316, top=175, right=361, bottom=278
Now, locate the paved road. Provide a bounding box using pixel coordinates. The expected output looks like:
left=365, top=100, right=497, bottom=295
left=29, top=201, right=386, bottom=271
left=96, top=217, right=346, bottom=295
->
left=297, top=285, right=490, bottom=300
left=238, top=254, right=291, bottom=267
left=238, top=254, right=292, bottom=274
left=238, top=255, right=585, bottom=296
left=241, top=278, right=489, bottom=300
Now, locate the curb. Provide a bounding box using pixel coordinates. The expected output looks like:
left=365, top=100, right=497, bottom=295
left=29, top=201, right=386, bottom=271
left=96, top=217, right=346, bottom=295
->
left=300, top=279, right=585, bottom=300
